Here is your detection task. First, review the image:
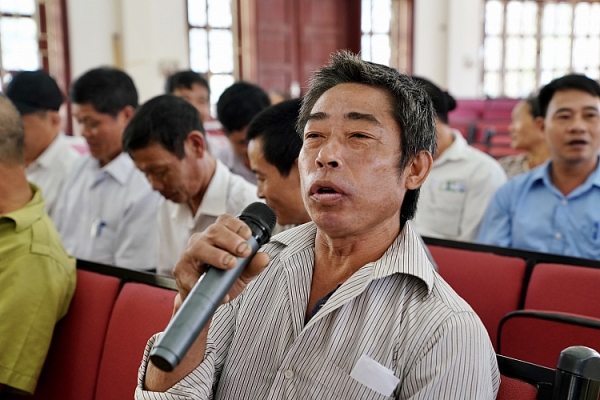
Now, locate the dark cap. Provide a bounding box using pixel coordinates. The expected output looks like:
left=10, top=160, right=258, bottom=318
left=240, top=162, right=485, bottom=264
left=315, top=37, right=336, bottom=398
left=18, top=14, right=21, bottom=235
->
left=5, top=70, right=64, bottom=115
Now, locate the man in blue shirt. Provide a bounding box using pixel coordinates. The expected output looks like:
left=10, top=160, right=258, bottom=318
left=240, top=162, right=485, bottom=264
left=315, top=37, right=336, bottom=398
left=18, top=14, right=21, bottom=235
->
left=477, top=74, right=600, bottom=260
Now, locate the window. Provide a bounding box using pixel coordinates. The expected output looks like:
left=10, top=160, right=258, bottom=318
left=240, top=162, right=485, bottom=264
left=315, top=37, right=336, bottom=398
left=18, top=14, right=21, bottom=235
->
left=0, top=0, right=41, bottom=87
left=483, top=0, right=600, bottom=98
left=187, top=0, right=237, bottom=106
left=361, top=0, right=392, bottom=66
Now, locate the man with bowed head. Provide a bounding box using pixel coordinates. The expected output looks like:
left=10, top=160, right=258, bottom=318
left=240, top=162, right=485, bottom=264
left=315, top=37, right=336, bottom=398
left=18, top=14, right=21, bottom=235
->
left=136, top=52, right=499, bottom=399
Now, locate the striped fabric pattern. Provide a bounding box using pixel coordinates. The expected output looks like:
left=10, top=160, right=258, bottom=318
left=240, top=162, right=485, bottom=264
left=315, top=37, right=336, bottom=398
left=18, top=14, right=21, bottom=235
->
left=136, top=222, right=500, bottom=399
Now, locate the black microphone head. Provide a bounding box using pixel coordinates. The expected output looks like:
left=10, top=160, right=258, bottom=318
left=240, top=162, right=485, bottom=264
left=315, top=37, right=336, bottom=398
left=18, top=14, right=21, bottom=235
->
left=238, top=202, right=277, bottom=245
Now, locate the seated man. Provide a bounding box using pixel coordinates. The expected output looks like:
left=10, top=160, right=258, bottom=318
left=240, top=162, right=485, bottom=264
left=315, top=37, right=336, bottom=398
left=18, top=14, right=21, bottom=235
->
left=246, top=98, right=311, bottom=228
left=165, top=70, right=230, bottom=158
left=136, top=52, right=499, bottom=399
left=215, top=81, right=271, bottom=184
left=53, top=67, right=160, bottom=271
left=478, top=74, right=600, bottom=260
left=5, top=70, right=80, bottom=220
left=410, top=77, right=507, bottom=242
left=498, top=96, right=550, bottom=179
left=123, top=94, right=259, bottom=276
left=0, top=95, right=76, bottom=395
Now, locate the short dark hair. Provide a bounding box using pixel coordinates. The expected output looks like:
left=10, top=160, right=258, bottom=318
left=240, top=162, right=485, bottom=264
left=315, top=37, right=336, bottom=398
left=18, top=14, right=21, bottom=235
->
left=538, top=74, right=600, bottom=117
left=0, top=94, right=25, bottom=165
left=246, top=98, right=302, bottom=177
left=165, top=70, right=210, bottom=94
left=523, top=95, right=543, bottom=119
left=123, top=94, right=205, bottom=159
left=69, top=67, right=138, bottom=117
left=297, top=51, right=437, bottom=222
left=216, top=81, right=270, bottom=134
left=410, top=76, right=456, bottom=124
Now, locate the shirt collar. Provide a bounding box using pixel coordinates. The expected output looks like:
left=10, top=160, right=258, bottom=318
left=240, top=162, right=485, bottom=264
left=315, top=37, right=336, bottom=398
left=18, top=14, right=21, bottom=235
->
left=100, top=152, right=134, bottom=185
left=27, top=134, right=65, bottom=170
left=272, top=220, right=435, bottom=293
left=434, top=129, right=468, bottom=165
left=196, top=159, right=230, bottom=217
left=1, top=184, right=45, bottom=233
left=528, top=156, right=600, bottom=195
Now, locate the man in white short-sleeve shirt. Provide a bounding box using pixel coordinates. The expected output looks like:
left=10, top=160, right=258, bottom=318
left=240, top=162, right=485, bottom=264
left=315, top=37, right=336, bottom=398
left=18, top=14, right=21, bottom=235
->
left=124, top=94, right=259, bottom=276
left=54, top=67, right=160, bottom=271
left=5, top=70, right=80, bottom=220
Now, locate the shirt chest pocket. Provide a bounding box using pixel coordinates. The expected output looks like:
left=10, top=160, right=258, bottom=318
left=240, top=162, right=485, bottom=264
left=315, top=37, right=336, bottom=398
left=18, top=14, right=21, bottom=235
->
left=90, top=220, right=116, bottom=264
left=421, top=179, right=467, bottom=238
left=310, top=358, right=394, bottom=400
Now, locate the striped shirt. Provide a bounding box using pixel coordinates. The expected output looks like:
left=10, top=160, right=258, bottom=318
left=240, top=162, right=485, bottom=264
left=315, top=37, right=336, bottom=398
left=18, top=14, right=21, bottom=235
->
left=136, top=222, right=500, bottom=399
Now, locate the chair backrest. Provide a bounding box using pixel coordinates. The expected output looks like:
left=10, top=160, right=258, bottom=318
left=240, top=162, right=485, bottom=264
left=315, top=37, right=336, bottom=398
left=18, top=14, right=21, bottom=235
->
left=428, top=245, right=527, bottom=349
left=498, top=310, right=600, bottom=369
left=94, top=282, right=177, bottom=400
left=29, top=270, right=121, bottom=400
left=497, top=375, right=538, bottom=400
left=525, top=263, right=600, bottom=318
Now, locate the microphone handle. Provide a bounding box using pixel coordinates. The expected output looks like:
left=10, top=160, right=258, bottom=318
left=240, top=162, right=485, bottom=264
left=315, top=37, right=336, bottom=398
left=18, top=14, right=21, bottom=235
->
left=150, top=236, right=260, bottom=372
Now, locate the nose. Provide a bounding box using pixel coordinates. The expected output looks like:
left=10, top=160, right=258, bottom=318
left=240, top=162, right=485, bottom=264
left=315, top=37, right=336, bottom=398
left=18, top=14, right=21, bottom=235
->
left=256, top=182, right=265, bottom=199
left=147, top=175, right=164, bottom=192
left=315, top=138, right=343, bottom=169
left=568, top=114, right=587, bottom=132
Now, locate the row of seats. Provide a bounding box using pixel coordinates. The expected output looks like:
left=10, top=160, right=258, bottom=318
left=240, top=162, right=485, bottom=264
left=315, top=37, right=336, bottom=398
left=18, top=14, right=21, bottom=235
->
left=427, top=241, right=600, bottom=369
left=5, top=268, right=177, bottom=400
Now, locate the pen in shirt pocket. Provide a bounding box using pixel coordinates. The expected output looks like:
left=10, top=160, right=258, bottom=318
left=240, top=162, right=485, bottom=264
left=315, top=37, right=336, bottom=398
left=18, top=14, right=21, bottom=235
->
left=594, top=222, right=599, bottom=241
left=91, top=219, right=107, bottom=238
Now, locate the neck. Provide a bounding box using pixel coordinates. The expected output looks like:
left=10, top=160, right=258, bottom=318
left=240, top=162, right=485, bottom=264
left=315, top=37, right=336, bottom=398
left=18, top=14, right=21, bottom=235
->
left=0, top=164, right=33, bottom=215
left=527, top=142, right=551, bottom=170
left=188, top=156, right=216, bottom=215
left=434, top=124, right=454, bottom=160
left=24, top=131, right=59, bottom=167
left=550, top=157, right=598, bottom=196
left=313, top=216, right=400, bottom=280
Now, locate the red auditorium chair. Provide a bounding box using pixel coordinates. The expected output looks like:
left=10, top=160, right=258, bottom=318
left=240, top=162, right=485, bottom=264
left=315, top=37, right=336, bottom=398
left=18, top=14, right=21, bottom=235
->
left=94, top=282, right=177, bottom=399
left=28, top=270, right=121, bottom=400
left=496, top=354, right=555, bottom=400
left=427, top=245, right=527, bottom=349
left=525, top=263, right=600, bottom=318
left=498, top=310, right=600, bottom=369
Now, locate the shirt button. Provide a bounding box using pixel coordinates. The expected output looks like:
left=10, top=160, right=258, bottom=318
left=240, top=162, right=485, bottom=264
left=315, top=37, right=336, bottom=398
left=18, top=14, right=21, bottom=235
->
left=555, top=232, right=562, bottom=239
left=283, top=369, right=294, bottom=379
left=561, top=199, right=568, bottom=205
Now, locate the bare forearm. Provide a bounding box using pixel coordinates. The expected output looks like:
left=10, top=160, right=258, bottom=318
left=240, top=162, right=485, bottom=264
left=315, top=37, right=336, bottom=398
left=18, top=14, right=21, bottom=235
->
left=144, top=325, right=210, bottom=392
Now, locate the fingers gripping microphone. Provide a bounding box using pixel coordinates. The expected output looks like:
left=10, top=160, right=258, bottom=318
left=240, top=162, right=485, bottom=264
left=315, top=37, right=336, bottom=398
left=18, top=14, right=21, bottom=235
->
left=150, top=202, right=277, bottom=372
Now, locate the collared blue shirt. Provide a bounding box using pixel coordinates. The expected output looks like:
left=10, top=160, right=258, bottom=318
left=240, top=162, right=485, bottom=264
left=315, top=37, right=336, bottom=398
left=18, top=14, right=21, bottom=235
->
left=477, top=156, right=600, bottom=260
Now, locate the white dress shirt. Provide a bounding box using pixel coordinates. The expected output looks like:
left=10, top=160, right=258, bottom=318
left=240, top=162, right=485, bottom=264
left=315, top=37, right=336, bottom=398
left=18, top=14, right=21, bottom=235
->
left=412, top=130, right=507, bottom=241
left=157, top=160, right=260, bottom=276
left=54, top=152, right=160, bottom=270
left=136, top=222, right=500, bottom=399
left=25, top=134, right=80, bottom=220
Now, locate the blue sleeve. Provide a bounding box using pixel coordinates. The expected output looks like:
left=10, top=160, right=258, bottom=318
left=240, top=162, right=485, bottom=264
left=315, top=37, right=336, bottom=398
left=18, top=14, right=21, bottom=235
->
left=476, top=181, right=514, bottom=247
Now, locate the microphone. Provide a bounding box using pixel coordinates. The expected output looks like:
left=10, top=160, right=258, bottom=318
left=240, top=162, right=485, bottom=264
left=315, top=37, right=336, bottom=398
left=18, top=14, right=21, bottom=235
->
left=149, top=202, right=277, bottom=372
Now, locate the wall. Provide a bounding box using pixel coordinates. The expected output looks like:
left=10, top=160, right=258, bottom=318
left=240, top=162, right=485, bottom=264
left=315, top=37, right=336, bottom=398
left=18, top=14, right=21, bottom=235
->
left=67, top=0, right=484, bottom=101
left=67, top=0, right=189, bottom=103
left=413, top=0, right=484, bottom=98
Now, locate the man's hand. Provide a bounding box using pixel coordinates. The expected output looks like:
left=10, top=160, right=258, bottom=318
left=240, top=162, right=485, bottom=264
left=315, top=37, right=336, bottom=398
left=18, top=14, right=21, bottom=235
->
left=173, top=214, right=271, bottom=312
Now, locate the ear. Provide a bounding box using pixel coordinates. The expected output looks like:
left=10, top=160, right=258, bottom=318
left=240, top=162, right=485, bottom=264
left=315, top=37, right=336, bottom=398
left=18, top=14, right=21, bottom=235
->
left=534, top=116, right=545, bottom=133
left=48, top=111, right=61, bottom=128
left=185, top=130, right=207, bottom=158
left=404, top=151, right=433, bottom=190
left=120, top=105, right=136, bottom=123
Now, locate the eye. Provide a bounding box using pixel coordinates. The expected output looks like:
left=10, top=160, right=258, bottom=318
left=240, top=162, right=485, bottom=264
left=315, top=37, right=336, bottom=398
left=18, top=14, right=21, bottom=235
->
left=350, top=132, right=370, bottom=139
left=304, top=132, right=322, bottom=140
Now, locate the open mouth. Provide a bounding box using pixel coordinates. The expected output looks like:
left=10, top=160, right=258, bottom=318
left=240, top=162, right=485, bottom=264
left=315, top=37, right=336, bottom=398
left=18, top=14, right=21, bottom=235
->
left=316, top=187, right=339, bottom=194
left=567, top=139, right=588, bottom=146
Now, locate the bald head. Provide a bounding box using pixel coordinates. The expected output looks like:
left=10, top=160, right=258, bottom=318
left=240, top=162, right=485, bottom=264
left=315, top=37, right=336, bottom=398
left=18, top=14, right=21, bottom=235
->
left=0, top=94, right=25, bottom=166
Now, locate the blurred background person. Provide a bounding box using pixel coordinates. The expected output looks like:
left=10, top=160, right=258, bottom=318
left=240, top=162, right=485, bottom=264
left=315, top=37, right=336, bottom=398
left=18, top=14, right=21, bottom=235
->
left=5, top=70, right=80, bottom=220
left=215, top=81, right=271, bottom=184
left=410, top=76, right=506, bottom=242
left=246, top=98, right=310, bottom=229
left=54, top=67, right=160, bottom=271
left=0, top=94, right=75, bottom=396
left=124, top=95, right=259, bottom=276
left=499, top=96, right=551, bottom=179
